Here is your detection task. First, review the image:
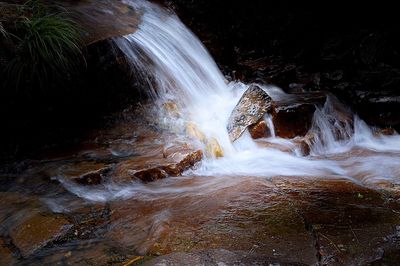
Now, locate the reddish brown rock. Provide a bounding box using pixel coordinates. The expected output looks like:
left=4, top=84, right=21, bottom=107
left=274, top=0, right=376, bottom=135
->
left=59, top=161, right=111, bottom=185
left=272, top=103, right=316, bottom=138
left=113, top=148, right=203, bottom=183
left=10, top=213, right=72, bottom=257
left=377, top=127, right=397, bottom=136
left=0, top=239, right=15, bottom=265
left=270, top=92, right=326, bottom=139
left=248, top=120, right=268, bottom=139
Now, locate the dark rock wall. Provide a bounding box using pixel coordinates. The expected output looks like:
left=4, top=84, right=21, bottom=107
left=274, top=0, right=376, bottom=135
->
left=167, top=0, right=400, bottom=130
left=0, top=40, right=145, bottom=162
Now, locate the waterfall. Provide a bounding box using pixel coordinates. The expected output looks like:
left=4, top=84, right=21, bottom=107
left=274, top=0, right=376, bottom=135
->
left=112, top=0, right=400, bottom=182
left=114, top=0, right=238, bottom=156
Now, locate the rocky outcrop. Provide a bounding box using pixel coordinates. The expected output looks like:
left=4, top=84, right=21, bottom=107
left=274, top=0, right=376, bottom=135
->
left=227, top=85, right=272, bottom=141
left=50, top=0, right=140, bottom=45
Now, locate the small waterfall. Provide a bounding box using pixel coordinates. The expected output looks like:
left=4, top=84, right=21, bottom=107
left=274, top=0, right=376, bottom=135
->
left=308, top=96, right=354, bottom=155
left=110, top=0, right=400, bottom=183
left=115, top=0, right=238, bottom=156
left=264, top=114, right=276, bottom=138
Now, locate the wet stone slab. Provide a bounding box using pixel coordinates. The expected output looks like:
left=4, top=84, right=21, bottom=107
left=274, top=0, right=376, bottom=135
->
left=9, top=212, right=72, bottom=258
left=271, top=177, right=400, bottom=265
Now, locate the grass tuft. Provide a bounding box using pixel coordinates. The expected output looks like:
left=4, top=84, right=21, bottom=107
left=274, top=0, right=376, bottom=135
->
left=1, top=1, right=83, bottom=90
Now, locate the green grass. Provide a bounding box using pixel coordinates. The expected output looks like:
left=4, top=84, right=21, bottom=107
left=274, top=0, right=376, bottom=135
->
left=1, top=1, right=83, bottom=90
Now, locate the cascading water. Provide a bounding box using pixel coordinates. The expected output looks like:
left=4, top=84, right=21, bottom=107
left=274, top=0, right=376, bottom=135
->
left=115, top=0, right=237, bottom=155
left=110, top=0, right=400, bottom=185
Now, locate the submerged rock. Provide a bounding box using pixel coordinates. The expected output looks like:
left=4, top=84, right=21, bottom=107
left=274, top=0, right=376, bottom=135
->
left=0, top=239, right=15, bottom=265
left=113, top=147, right=203, bottom=183
left=227, top=85, right=272, bottom=142
left=58, top=161, right=111, bottom=185
left=10, top=213, right=71, bottom=258
left=143, top=249, right=306, bottom=266
left=186, top=122, right=206, bottom=143
left=206, top=137, right=224, bottom=158
left=186, top=122, right=224, bottom=158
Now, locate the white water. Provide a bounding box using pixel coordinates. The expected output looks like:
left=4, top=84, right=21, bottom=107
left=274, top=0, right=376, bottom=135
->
left=57, top=0, right=400, bottom=203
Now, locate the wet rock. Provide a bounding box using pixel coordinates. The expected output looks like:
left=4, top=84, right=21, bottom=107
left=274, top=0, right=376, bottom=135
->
left=378, top=127, right=398, bottom=136
left=227, top=85, right=272, bottom=142
left=248, top=120, right=268, bottom=139
left=186, top=123, right=224, bottom=158
left=271, top=92, right=326, bottom=138
left=272, top=103, right=316, bottom=138
left=272, top=177, right=400, bottom=266
left=10, top=213, right=72, bottom=257
left=186, top=122, right=206, bottom=142
left=163, top=101, right=180, bottom=118
left=49, top=0, right=141, bottom=45
left=113, top=147, right=202, bottom=183
left=0, top=238, right=16, bottom=265
left=205, top=137, right=224, bottom=158
left=59, top=161, right=111, bottom=185
left=143, top=249, right=307, bottom=266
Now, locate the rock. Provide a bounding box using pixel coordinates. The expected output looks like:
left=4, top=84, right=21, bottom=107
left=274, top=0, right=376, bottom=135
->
left=58, top=161, right=111, bottom=185
left=0, top=238, right=15, bottom=265
left=271, top=92, right=326, bottom=138
left=205, top=137, right=224, bottom=158
left=186, top=122, right=224, bottom=158
left=272, top=103, right=316, bottom=138
left=113, top=147, right=203, bottom=183
left=227, top=85, right=272, bottom=142
left=143, top=249, right=306, bottom=266
left=163, top=101, right=180, bottom=118
left=378, top=127, right=397, bottom=136
left=49, top=0, right=141, bottom=45
left=186, top=122, right=206, bottom=142
left=248, top=120, right=268, bottom=139
left=10, top=213, right=72, bottom=257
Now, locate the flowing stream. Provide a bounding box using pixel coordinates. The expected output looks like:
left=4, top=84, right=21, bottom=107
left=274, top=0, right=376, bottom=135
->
left=1, top=0, right=400, bottom=264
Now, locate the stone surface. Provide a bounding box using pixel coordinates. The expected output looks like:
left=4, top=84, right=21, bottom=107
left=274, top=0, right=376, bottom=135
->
left=51, top=0, right=141, bottom=45
left=248, top=120, right=268, bottom=139
left=227, top=85, right=272, bottom=141
left=144, top=249, right=307, bottom=266
left=0, top=238, right=16, bottom=265
left=270, top=92, right=326, bottom=139
left=205, top=137, right=224, bottom=158
left=10, top=213, right=72, bottom=257
left=113, top=147, right=203, bottom=183
left=272, top=103, right=316, bottom=138
left=271, top=177, right=400, bottom=266
left=58, top=161, right=111, bottom=185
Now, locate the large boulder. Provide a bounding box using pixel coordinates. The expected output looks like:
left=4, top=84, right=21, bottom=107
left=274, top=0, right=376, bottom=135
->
left=227, top=85, right=272, bottom=142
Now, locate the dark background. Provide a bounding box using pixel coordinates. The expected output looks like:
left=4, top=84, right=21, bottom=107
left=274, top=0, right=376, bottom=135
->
left=168, top=0, right=400, bottom=129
